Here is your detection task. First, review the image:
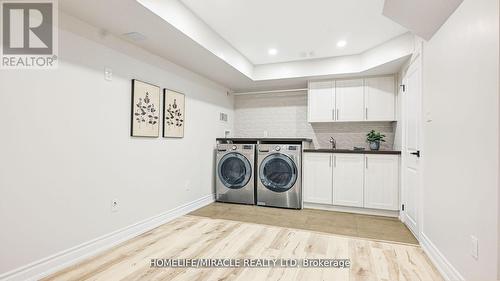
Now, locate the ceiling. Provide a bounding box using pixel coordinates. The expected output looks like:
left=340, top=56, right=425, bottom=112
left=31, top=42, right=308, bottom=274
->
left=180, top=0, right=408, bottom=64
left=383, top=0, right=464, bottom=40
left=59, top=0, right=414, bottom=92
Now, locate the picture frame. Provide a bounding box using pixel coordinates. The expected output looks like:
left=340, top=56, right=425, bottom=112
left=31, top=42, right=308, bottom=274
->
left=130, top=79, right=160, bottom=137
left=163, top=88, right=185, bottom=138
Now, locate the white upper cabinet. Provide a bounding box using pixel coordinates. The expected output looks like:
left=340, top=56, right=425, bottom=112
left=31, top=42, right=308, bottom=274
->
left=335, top=79, right=365, bottom=121
left=307, top=76, right=396, bottom=123
left=308, top=81, right=335, bottom=122
left=364, top=76, right=396, bottom=121
left=303, top=153, right=333, bottom=204
left=332, top=154, right=364, bottom=207
left=364, top=154, right=399, bottom=210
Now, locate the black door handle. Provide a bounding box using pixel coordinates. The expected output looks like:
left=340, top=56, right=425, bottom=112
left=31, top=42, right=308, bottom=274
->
left=410, top=151, right=421, bottom=157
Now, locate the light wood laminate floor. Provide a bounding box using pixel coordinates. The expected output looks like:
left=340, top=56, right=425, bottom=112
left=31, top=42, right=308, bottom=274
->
left=44, top=215, right=442, bottom=281
left=190, top=203, right=418, bottom=245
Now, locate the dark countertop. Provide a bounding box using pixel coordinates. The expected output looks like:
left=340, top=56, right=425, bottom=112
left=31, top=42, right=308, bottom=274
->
left=216, top=138, right=313, bottom=143
left=304, top=148, right=401, bottom=155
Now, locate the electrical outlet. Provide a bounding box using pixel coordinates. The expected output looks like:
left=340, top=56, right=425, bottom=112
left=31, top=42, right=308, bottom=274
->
left=111, top=199, right=119, bottom=212
left=104, top=67, right=112, bottom=81
left=471, top=235, right=478, bottom=259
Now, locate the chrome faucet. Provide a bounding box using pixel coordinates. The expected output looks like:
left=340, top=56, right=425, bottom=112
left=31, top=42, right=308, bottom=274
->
left=329, top=137, right=336, bottom=149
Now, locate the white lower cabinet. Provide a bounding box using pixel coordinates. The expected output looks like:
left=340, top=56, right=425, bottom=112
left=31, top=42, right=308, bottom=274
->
left=364, top=155, right=400, bottom=210
left=303, top=153, right=333, bottom=204
left=333, top=154, right=364, bottom=207
left=303, top=152, right=399, bottom=211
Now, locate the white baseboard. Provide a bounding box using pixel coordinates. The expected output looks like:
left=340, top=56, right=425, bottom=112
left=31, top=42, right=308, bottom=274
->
left=0, top=194, right=215, bottom=281
left=304, top=202, right=400, bottom=217
left=420, top=232, right=464, bottom=281
left=398, top=212, right=420, bottom=241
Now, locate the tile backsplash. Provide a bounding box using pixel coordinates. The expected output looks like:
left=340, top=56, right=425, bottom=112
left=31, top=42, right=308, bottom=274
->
left=234, top=92, right=395, bottom=150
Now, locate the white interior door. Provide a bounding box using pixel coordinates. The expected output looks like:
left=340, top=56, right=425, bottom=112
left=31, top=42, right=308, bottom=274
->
left=402, top=58, right=422, bottom=238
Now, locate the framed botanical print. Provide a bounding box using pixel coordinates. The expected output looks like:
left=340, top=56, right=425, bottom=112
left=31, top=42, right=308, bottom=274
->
left=163, top=89, right=185, bottom=138
left=130, top=79, right=160, bottom=137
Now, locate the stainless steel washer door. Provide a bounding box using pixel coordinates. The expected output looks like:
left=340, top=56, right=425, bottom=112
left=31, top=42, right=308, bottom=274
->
left=218, top=152, right=252, bottom=189
left=259, top=153, right=297, bottom=193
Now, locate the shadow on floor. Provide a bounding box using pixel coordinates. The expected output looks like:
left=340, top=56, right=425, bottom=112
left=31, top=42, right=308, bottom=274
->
left=189, top=202, right=418, bottom=245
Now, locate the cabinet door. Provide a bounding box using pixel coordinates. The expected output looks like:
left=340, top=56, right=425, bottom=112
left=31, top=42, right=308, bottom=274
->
left=333, top=154, right=364, bottom=207
left=308, top=81, right=335, bottom=122
left=303, top=153, right=333, bottom=204
left=364, top=155, right=399, bottom=210
left=364, top=76, right=395, bottom=121
left=335, top=79, right=364, bottom=121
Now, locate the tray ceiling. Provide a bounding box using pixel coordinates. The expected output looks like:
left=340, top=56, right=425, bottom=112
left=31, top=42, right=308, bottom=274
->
left=181, top=0, right=408, bottom=64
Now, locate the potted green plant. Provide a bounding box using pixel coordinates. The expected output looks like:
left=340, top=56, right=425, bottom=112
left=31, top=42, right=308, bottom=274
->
left=366, top=130, right=386, bottom=151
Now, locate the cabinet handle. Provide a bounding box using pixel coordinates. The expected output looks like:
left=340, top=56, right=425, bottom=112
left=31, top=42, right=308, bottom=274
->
left=336, top=108, right=339, bottom=120
left=365, top=156, right=368, bottom=169
left=334, top=155, right=336, bottom=167
left=332, top=109, right=335, bottom=120
left=365, top=107, right=368, bottom=119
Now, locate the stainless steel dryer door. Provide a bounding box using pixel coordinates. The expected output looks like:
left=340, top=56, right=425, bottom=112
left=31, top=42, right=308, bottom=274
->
left=217, top=152, right=252, bottom=189
left=259, top=153, right=297, bottom=193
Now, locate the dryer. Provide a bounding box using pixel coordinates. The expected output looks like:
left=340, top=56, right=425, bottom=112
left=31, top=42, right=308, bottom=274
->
left=256, top=144, right=302, bottom=209
left=216, top=143, right=255, bottom=205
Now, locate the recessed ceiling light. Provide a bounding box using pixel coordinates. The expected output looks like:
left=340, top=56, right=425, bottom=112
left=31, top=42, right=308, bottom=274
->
left=268, top=48, right=278, bottom=55
left=336, top=40, right=347, bottom=48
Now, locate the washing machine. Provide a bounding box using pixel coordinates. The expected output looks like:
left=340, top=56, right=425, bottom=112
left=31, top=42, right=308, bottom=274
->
left=256, top=144, right=302, bottom=209
left=216, top=143, right=255, bottom=205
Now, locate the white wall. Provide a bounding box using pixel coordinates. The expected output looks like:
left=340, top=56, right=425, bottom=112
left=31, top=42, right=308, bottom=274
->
left=421, top=0, right=499, bottom=279
left=0, top=13, right=233, bottom=274
left=233, top=92, right=396, bottom=150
